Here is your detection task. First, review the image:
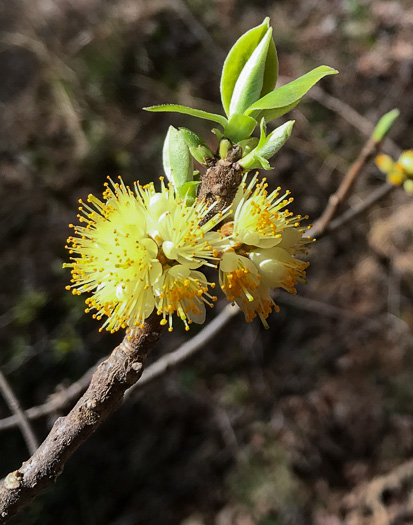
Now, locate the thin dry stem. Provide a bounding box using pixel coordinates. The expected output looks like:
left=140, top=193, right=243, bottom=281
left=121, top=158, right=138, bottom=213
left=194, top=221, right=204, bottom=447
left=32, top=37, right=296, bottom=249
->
left=0, top=370, right=39, bottom=455
left=0, top=305, right=239, bottom=432
left=309, top=136, right=382, bottom=238
left=317, top=182, right=395, bottom=238
left=0, top=313, right=163, bottom=523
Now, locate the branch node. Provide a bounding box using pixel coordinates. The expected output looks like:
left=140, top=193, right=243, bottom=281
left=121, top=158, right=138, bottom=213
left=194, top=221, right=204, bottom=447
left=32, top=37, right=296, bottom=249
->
left=131, top=362, right=143, bottom=373
left=86, top=399, right=97, bottom=410
left=4, top=471, right=22, bottom=490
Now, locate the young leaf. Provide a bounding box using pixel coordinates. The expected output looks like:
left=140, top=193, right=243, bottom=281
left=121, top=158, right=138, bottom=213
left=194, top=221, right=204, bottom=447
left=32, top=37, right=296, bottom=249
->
left=261, top=37, right=278, bottom=99
left=257, top=120, right=295, bottom=160
left=404, top=180, right=413, bottom=194
left=245, top=66, right=338, bottom=119
left=178, top=181, right=201, bottom=205
left=178, top=128, right=208, bottom=149
left=228, top=27, right=274, bottom=116
left=220, top=18, right=278, bottom=117
left=238, top=120, right=294, bottom=170
left=219, top=138, right=232, bottom=159
left=189, top=145, right=215, bottom=165
left=249, top=100, right=302, bottom=123
left=398, top=151, right=413, bottom=175
left=179, top=128, right=214, bottom=163
left=163, top=126, right=193, bottom=190
left=372, top=108, right=400, bottom=142
left=238, top=137, right=259, bottom=156
left=144, top=104, right=228, bottom=128
left=211, top=128, right=224, bottom=141
left=223, top=113, right=257, bottom=143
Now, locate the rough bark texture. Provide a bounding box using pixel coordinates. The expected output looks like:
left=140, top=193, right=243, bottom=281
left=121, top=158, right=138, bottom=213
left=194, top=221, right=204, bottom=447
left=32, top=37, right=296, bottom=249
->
left=0, top=313, right=163, bottom=523
left=197, top=146, right=243, bottom=221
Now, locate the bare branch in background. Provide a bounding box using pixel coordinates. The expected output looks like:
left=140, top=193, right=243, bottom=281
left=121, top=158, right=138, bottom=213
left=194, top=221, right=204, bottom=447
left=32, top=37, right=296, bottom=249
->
left=126, top=303, right=239, bottom=397
left=0, top=313, right=163, bottom=523
left=0, top=370, right=39, bottom=455
left=309, top=135, right=383, bottom=238
left=0, top=304, right=239, bottom=432
left=322, top=182, right=395, bottom=237
left=348, top=459, right=413, bottom=523
left=0, top=360, right=100, bottom=433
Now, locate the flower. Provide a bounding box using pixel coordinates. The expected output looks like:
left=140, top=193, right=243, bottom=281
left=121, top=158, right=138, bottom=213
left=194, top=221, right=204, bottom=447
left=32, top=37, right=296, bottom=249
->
left=375, top=151, right=413, bottom=191
left=65, top=177, right=227, bottom=333
left=219, top=175, right=312, bottom=326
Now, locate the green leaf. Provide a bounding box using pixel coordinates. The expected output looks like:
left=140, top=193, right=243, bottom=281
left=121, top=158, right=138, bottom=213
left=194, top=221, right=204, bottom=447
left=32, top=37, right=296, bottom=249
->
left=212, top=128, right=224, bottom=141
left=238, top=120, right=294, bottom=170
left=238, top=137, right=259, bottom=156
left=219, top=138, right=232, bottom=159
left=256, top=117, right=268, bottom=149
left=178, top=128, right=208, bottom=149
left=178, top=181, right=200, bottom=205
left=252, top=100, right=302, bottom=123
left=144, top=104, right=228, bottom=128
left=228, top=27, right=274, bottom=116
left=223, top=113, right=257, bottom=143
left=162, top=126, right=193, bottom=189
left=372, top=108, right=400, bottom=142
left=245, top=66, right=338, bottom=119
left=189, top=145, right=215, bottom=165
left=261, top=37, right=278, bottom=98
left=255, top=156, right=272, bottom=170
left=257, top=120, right=294, bottom=159
left=179, top=128, right=214, bottom=163
left=220, top=18, right=273, bottom=117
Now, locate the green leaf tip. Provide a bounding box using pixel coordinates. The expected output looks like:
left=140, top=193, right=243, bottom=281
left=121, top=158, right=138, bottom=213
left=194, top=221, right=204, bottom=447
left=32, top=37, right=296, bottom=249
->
left=373, top=108, right=400, bottom=142
left=162, top=126, right=193, bottom=190
left=179, top=128, right=214, bottom=164
left=220, top=17, right=278, bottom=118
left=143, top=104, right=228, bottom=129
left=238, top=120, right=294, bottom=170
left=245, top=65, right=338, bottom=122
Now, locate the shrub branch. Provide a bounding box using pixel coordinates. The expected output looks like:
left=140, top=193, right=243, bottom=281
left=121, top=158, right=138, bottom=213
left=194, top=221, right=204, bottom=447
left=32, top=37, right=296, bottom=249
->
left=0, top=312, right=163, bottom=523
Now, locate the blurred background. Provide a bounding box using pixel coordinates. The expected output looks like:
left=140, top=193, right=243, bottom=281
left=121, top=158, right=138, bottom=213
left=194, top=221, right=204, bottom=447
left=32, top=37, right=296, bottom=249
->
left=0, top=0, right=412, bottom=524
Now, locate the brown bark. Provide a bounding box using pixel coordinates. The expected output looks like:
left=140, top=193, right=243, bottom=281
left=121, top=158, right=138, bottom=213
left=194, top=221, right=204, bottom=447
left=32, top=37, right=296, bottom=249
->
left=197, top=145, right=243, bottom=221
left=0, top=313, right=163, bottom=523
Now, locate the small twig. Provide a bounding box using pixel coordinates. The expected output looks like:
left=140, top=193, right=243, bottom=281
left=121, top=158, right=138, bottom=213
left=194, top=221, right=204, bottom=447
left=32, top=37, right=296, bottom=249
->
left=0, top=370, right=39, bottom=455
left=0, top=313, right=163, bottom=523
left=309, top=135, right=382, bottom=238
left=276, top=291, right=367, bottom=321
left=362, top=459, right=413, bottom=519
left=126, top=303, right=239, bottom=397
left=0, top=304, right=240, bottom=432
left=318, top=182, right=395, bottom=238
left=0, top=361, right=100, bottom=434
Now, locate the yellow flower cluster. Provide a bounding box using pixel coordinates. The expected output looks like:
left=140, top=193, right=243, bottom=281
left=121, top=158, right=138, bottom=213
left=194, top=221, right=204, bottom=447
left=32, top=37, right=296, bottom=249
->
left=65, top=176, right=312, bottom=333
left=375, top=150, right=413, bottom=193
left=218, top=175, right=312, bottom=328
